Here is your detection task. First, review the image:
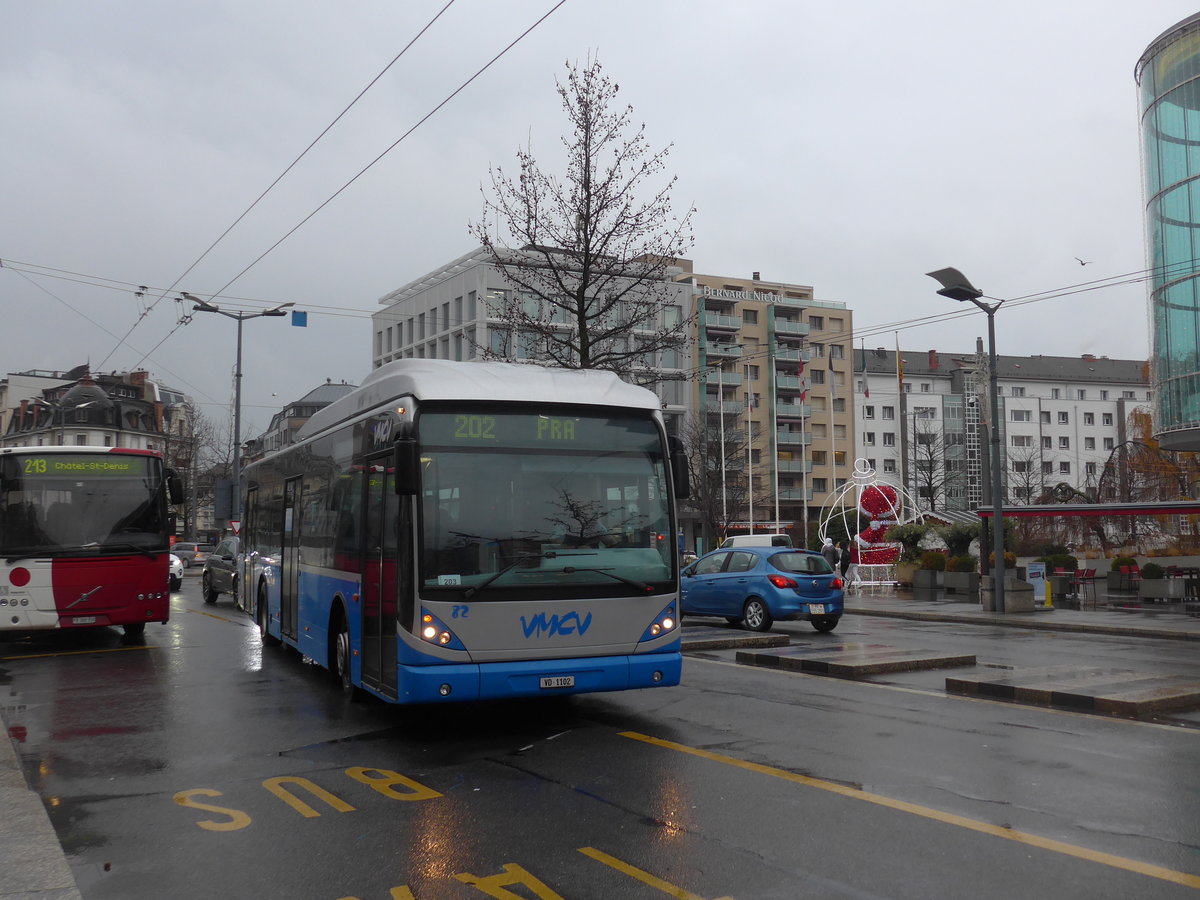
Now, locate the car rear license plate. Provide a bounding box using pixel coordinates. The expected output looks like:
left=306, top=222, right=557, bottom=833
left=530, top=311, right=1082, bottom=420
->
left=807, top=604, right=825, bottom=615
left=540, top=675, right=574, bottom=689
left=72, top=616, right=97, bottom=625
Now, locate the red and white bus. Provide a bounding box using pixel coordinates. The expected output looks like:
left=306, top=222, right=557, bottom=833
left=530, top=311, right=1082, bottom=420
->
left=0, top=446, right=182, bottom=639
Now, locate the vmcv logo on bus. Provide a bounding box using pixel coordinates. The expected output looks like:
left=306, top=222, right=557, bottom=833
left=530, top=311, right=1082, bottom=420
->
left=520, top=611, right=593, bottom=639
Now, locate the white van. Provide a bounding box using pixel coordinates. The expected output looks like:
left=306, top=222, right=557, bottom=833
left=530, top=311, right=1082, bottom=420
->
left=719, top=533, right=793, bottom=549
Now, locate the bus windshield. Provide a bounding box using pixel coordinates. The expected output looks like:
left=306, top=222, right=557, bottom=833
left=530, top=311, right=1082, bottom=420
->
left=0, top=453, right=167, bottom=557
left=418, top=410, right=673, bottom=595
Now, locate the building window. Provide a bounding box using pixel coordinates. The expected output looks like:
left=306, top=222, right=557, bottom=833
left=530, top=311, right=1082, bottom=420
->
left=830, top=344, right=845, bottom=359
left=914, top=406, right=936, bottom=419
left=1059, top=436, right=1070, bottom=449
left=1041, top=436, right=1052, bottom=449
left=1084, top=437, right=1095, bottom=450
left=864, top=405, right=875, bottom=419
left=1058, top=411, right=1069, bottom=425
left=920, top=383, right=930, bottom=392
left=746, top=365, right=759, bottom=380
left=1104, top=437, right=1115, bottom=450
left=1052, top=388, right=1061, bottom=399
left=1012, top=435, right=1032, bottom=447
left=832, top=398, right=845, bottom=412
left=1011, top=386, right=1026, bottom=397
left=1084, top=412, right=1095, bottom=425
left=1077, top=389, right=1086, bottom=400
left=1102, top=413, right=1114, bottom=426
left=1122, top=391, right=1136, bottom=399
left=1042, top=461, right=1053, bottom=475
left=1040, top=411, right=1050, bottom=424
left=1059, top=462, right=1071, bottom=474
left=882, top=406, right=895, bottom=420
left=1011, top=409, right=1031, bottom=422
left=882, top=433, right=896, bottom=447
left=1012, top=460, right=1030, bottom=473
left=883, top=459, right=896, bottom=473
left=809, top=315, right=823, bottom=330
left=864, top=432, right=876, bottom=445
left=1100, top=390, right=1108, bottom=400
left=743, top=308, right=758, bottom=325
left=812, top=478, right=828, bottom=492
left=1086, top=462, right=1097, bottom=476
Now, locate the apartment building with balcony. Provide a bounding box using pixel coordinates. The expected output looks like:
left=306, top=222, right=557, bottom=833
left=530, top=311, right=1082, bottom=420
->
left=690, top=271, right=852, bottom=540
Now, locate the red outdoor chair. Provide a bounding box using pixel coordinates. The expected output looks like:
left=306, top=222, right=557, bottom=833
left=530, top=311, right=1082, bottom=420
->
left=1072, top=568, right=1097, bottom=607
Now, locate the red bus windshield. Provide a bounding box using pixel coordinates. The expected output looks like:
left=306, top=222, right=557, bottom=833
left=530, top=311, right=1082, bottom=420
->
left=0, top=452, right=168, bottom=558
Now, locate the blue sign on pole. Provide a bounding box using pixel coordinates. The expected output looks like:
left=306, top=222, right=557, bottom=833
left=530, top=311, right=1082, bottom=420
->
left=291, top=310, right=308, bottom=327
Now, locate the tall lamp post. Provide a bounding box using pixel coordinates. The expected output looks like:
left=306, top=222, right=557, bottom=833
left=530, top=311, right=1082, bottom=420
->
left=186, top=293, right=293, bottom=524
left=925, top=268, right=1007, bottom=613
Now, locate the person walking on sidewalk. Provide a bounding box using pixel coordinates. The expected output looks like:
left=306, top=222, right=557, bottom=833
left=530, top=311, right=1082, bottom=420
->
left=822, top=537, right=838, bottom=570
left=841, top=540, right=859, bottom=591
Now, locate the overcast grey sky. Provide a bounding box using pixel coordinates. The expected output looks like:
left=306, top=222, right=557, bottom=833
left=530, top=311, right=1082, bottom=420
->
left=2, top=1, right=1193, bottom=434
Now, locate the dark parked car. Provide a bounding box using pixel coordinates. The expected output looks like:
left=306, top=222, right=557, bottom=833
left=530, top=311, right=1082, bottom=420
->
left=172, top=542, right=214, bottom=568
left=201, top=537, right=241, bottom=605
left=681, top=547, right=844, bottom=632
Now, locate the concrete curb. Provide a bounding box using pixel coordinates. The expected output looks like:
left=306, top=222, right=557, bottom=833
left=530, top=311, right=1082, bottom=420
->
left=844, top=605, right=1200, bottom=642
left=0, top=709, right=83, bottom=900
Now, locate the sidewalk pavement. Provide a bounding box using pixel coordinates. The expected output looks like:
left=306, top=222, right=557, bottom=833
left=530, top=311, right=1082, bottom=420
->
left=2, top=591, right=1197, bottom=899
left=844, top=587, right=1200, bottom=642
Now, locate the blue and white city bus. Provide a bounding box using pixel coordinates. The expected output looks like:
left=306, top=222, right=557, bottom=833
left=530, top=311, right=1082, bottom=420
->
left=239, top=359, right=688, bottom=703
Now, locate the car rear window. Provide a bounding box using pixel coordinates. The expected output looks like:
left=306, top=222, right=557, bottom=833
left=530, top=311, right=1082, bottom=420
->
left=770, top=552, right=832, bottom=575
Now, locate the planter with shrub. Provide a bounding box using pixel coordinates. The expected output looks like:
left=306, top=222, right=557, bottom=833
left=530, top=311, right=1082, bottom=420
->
left=914, top=551, right=945, bottom=591
left=1108, top=556, right=1138, bottom=592
left=943, top=555, right=979, bottom=596
left=1137, top=562, right=1186, bottom=601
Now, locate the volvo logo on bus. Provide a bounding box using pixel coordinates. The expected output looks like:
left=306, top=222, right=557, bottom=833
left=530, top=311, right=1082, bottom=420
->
left=520, top=611, right=593, bottom=639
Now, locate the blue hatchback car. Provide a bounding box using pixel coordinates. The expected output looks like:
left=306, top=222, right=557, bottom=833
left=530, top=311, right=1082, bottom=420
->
left=681, top=547, right=844, bottom=632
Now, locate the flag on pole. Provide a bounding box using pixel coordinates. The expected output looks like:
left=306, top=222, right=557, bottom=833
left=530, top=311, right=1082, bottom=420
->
left=895, top=333, right=904, bottom=389
left=861, top=339, right=869, bottom=398
left=828, top=352, right=837, bottom=401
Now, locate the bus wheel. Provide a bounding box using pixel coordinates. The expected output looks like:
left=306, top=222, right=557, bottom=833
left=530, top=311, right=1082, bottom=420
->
left=122, top=622, right=146, bottom=640
left=332, top=613, right=363, bottom=700
left=258, top=584, right=280, bottom=646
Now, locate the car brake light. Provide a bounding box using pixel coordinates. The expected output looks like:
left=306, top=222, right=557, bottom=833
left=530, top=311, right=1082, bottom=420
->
left=768, top=574, right=798, bottom=589
left=831, top=577, right=844, bottom=589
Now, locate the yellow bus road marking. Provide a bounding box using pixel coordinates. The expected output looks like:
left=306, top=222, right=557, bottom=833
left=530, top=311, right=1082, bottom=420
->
left=579, top=846, right=735, bottom=900
left=1, top=644, right=156, bottom=661
left=620, top=731, right=1200, bottom=890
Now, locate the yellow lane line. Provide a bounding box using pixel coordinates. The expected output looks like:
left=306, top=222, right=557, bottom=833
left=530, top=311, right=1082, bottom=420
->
left=185, top=608, right=246, bottom=625
left=578, top=847, right=734, bottom=900
left=620, top=731, right=1200, bottom=890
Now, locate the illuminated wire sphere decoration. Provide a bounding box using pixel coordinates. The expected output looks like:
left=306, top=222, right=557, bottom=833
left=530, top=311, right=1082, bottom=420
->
left=819, top=459, right=923, bottom=566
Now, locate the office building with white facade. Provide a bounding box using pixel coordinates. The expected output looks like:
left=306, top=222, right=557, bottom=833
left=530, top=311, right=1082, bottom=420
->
left=370, top=247, right=694, bottom=431
left=854, top=347, right=1150, bottom=512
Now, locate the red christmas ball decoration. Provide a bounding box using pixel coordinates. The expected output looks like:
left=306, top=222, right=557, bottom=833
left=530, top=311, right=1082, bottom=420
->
left=860, top=485, right=898, bottom=517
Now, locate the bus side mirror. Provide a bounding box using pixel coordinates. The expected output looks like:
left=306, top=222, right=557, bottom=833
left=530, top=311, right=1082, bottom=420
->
left=166, top=469, right=184, bottom=505
left=668, top=436, right=690, bottom=501
left=394, top=439, right=419, bottom=495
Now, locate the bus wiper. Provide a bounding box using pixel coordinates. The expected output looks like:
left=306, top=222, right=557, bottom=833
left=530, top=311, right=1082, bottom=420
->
left=462, top=550, right=595, bottom=598
left=561, top=566, right=651, bottom=593
left=81, top=541, right=158, bottom=559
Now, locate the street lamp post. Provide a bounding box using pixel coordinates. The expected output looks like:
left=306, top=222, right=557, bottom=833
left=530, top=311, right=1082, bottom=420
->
left=925, top=268, right=1007, bottom=613
left=187, top=293, right=292, bottom=524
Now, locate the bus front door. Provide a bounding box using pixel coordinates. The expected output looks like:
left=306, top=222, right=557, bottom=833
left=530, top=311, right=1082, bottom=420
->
left=281, top=477, right=301, bottom=641
left=361, top=456, right=399, bottom=699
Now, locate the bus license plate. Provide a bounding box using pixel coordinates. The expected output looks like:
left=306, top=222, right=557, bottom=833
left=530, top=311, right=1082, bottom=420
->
left=807, top=604, right=825, bottom=615
left=73, top=616, right=97, bottom=625
left=540, top=675, right=574, bottom=689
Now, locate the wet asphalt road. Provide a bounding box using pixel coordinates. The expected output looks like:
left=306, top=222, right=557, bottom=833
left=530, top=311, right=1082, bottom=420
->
left=1, top=578, right=1199, bottom=899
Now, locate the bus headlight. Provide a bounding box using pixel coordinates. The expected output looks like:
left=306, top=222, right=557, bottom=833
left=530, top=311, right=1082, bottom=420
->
left=419, top=610, right=465, bottom=651
left=640, top=604, right=679, bottom=642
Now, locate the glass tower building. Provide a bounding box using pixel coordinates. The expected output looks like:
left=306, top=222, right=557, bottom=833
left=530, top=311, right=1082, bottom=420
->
left=1137, top=13, right=1200, bottom=450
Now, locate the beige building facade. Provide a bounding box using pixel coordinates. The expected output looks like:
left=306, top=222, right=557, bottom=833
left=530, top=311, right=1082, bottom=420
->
left=690, top=271, right=852, bottom=543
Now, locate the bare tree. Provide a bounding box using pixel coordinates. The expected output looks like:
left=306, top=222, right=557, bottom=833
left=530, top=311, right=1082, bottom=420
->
left=470, top=56, right=695, bottom=379
left=679, top=411, right=774, bottom=546
left=909, top=419, right=963, bottom=512
left=1006, top=446, right=1046, bottom=505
